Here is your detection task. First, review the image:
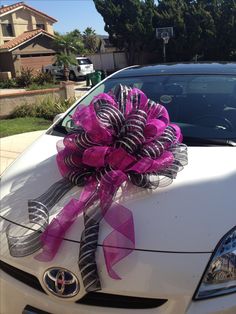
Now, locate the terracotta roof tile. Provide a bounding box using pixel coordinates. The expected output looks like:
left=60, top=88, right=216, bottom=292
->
left=0, top=2, right=23, bottom=14
left=0, top=29, right=55, bottom=51
left=0, top=2, right=57, bottom=22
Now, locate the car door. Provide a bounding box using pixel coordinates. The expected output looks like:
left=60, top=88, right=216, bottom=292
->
left=51, top=63, right=64, bottom=77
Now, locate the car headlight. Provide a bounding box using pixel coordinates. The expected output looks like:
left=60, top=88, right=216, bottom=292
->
left=194, top=227, right=236, bottom=300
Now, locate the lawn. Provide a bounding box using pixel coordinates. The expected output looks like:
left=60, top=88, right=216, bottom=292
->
left=0, top=117, right=52, bottom=138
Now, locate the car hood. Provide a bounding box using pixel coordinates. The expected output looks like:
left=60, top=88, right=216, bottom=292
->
left=1, top=133, right=236, bottom=253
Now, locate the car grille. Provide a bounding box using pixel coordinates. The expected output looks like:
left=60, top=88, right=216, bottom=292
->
left=77, top=292, right=167, bottom=309
left=0, top=259, right=45, bottom=293
left=1, top=260, right=167, bottom=309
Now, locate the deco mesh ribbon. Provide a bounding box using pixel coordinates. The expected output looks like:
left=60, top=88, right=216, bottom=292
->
left=6, top=84, right=188, bottom=292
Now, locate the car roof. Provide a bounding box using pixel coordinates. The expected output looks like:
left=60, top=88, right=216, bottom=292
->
left=112, top=62, right=236, bottom=78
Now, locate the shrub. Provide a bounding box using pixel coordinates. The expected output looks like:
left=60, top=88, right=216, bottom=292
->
left=26, top=83, right=57, bottom=91
left=10, top=97, right=75, bottom=120
left=15, top=68, right=34, bottom=87
left=0, top=69, right=58, bottom=89
left=34, top=98, right=59, bottom=120
left=10, top=103, right=37, bottom=118
left=0, top=79, right=17, bottom=89
left=33, top=97, right=75, bottom=120
left=33, top=71, right=54, bottom=85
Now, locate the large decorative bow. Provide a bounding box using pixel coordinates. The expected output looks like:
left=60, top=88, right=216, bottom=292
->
left=6, top=85, right=187, bottom=292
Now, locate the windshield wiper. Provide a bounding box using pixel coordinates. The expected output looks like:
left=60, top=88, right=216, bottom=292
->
left=183, top=137, right=236, bottom=147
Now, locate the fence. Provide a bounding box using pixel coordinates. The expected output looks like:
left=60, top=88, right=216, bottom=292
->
left=88, top=52, right=128, bottom=72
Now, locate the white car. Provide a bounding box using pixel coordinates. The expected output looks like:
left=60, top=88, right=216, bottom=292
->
left=1, top=63, right=236, bottom=314
left=44, top=56, right=94, bottom=80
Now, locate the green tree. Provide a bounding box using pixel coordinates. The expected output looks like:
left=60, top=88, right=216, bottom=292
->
left=83, top=27, right=99, bottom=53
left=200, top=0, right=236, bottom=60
left=155, top=0, right=235, bottom=61
left=187, top=2, right=215, bottom=61
left=54, top=32, right=84, bottom=55
left=154, top=0, right=214, bottom=61
left=54, top=52, right=77, bottom=81
left=223, top=0, right=236, bottom=60
left=94, top=0, right=156, bottom=64
left=154, top=0, right=188, bottom=61
left=94, top=0, right=236, bottom=62
left=53, top=32, right=81, bottom=80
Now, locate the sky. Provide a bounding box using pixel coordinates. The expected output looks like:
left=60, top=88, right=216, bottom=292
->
left=0, top=0, right=108, bottom=35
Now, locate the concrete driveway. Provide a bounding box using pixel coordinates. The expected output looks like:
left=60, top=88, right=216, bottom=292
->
left=0, top=130, right=44, bottom=174
left=74, top=80, right=90, bottom=98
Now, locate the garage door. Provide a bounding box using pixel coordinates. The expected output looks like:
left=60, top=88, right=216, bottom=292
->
left=20, top=54, right=55, bottom=72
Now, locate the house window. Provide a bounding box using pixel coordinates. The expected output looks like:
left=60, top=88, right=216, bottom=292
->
left=36, top=24, right=45, bottom=30
left=2, top=24, right=13, bottom=37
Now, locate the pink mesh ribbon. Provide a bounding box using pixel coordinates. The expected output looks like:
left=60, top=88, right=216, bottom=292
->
left=6, top=85, right=187, bottom=292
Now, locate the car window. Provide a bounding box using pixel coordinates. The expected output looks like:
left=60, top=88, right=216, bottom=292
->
left=187, top=76, right=235, bottom=94
left=56, top=74, right=236, bottom=142
left=77, top=58, right=92, bottom=65
left=61, top=83, right=106, bottom=129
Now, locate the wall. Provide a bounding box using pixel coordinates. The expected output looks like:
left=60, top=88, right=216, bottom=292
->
left=0, top=52, right=15, bottom=76
left=0, top=14, right=14, bottom=44
left=88, top=52, right=128, bottom=72
left=0, top=72, right=12, bottom=80
left=12, top=9, right=54, bottom=36
left=0, top=82, right=75, bottom=117
left=12, top=35, right=56, bottom=76
left=0, top=35, right=56, bottom=77
left=20, top=55, right=55, bottom=73
left=0, top=8, right=55, bottom=45
left=0, top=22, right=2, bottom=45
left=14, top=35, right=55, bottom=55
left=114, top=52, right=128, bottom=69
left=134, top=52, right=159, bottom=65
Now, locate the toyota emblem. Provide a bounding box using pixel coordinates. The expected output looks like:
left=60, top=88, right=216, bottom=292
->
left=43, top=268, right=80, bottom=297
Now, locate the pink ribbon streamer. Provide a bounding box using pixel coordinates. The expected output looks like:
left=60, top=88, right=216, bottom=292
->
left=36, top=170, right=134, bottom=280
left=103, top=203, right=135, bottom=279
left=35, top=179, right=98, bottom=261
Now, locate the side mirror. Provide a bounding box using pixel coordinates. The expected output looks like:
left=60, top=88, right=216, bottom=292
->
left=53, top=113, right=64, bottom=124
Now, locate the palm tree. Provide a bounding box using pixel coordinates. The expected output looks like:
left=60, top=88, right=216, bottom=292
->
left=55, top=52, right=77, bottom=81
left=83, top=27, right=99, bottom=53
left=54, top=33, right=84, bottom=55
left=53, top=32, right=84, bottom=80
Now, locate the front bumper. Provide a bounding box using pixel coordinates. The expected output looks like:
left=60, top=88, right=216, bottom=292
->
left=1, top=254, right=236, bottom=314
left=78, top=69, right=94, bottom=77
left=1, top=269, right=236, bottom=314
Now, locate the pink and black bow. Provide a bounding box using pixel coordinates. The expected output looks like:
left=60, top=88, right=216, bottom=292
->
left=6, top=85, right=187, bottom=292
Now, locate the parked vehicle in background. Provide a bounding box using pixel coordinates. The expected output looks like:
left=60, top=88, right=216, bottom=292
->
left=44, top=56, right=94, bottom=80
left=1, top=63, right=236, bottom=314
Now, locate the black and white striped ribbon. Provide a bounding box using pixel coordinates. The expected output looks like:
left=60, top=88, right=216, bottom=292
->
left=6, top=179, right=73, bottom=257
left=78, top=204, right=102, bottom=292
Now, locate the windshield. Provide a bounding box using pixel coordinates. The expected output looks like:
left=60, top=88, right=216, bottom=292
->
left=52, top=74, right=236, bottom=144
left=77, top=58, right=92, bottom=65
